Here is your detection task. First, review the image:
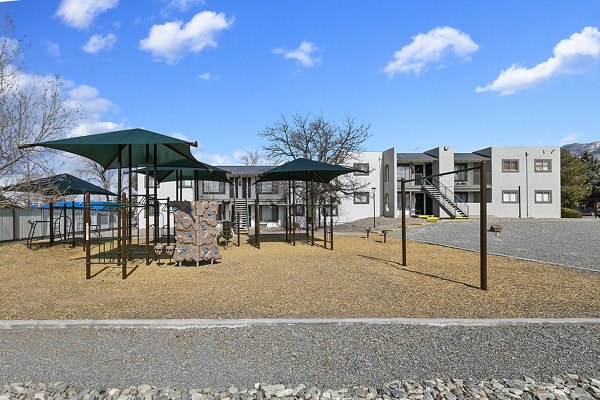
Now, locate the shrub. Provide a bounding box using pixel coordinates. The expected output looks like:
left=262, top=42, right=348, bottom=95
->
left=561, top=208, right=583, bottom=218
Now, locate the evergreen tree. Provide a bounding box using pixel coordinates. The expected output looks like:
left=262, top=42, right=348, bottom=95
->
left=560, top=150, right=591, bottom=208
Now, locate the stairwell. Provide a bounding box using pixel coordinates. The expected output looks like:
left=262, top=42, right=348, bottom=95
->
left=234, top=198, right=249, bottom=234
left=421, top=178, right=469, bottom=219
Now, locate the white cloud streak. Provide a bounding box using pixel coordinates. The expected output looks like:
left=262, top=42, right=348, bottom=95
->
left=44, top=41, right=61, bottom=59
left=559, top=133, right=582, bottom=146
left=273, top=41, right=320, bottom=67
left=139, top=11, right=233, bottom=65
left=83, top=33, right=117, bottom=54
left=55, top=0, right=119, bottom=29
left=477, top=27, right=600, bottom=95
left=384, top=26, right=478, bottom=77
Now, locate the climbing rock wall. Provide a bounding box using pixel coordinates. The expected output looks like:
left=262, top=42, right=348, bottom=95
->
left=171, top=200, right=222, bottom=264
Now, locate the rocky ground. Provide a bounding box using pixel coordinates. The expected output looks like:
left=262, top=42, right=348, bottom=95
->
left=2, top=375, right=600, bottom=400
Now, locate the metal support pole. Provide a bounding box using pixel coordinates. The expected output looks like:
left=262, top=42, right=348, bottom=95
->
left=286, top=180, right=291, bottom=242
left=49, top=202, right=54, bottom=245
left=518, top=185, right=522, bottom=219
left=63, top=203, right=67, bottom=241
left=145, top=144, right=150, bottom=266
left=237, top=212, right=240, bottom=247
left=292, top=181, right=296, bottom=246
left=121, top=192, right=127, bottom=279
left=71, top=201, right=75, bottom=246
left=372, top=188, right=376, bottom=228
left=255, top=195, right=260, bottom=249
left=401, top=178, right=407, bottom=266
left=323, top=204, right=327, bottom=248
left=311, top=174, right=314, bottom=246
left=128, top=144, right=132, bottom=260
left=166, top=197, right=171, bottom=246
left=117, top=149, right=122, bottom=265
left=329, top=198, right=333, bottom=251
left=153, top=144, right=159, bottom=249
left=305, top=177, right=309, bottom=238
left=85, top=192, right=91, bottom=279
left=194, top=170, right=199, bottom=201
left=480, top=161, right=488, bottom=291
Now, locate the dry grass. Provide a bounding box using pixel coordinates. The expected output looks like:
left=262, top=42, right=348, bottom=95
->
left=1, top=234, right=599, bottom=320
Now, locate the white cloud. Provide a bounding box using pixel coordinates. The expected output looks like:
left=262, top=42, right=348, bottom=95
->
left=197, top=72, right=216, bottom=80
left=192, top=149, right=234, bottom=166
left=162, top=0, right=204, bottom=14
left=273, top=41, right=321, bottom=67
left=83, top=33, right=117, bottom=54
left=139, top=11, right=233, bottom=65
left=44, top=41, right=61, bottom=59
left=559, top=133, right=582, bottom=146
left=71, top=121, right=126, bottom=136
left=55, top=0, right=119, bottom=29
left=477, top=27, right=600, bottom=95
left=68, top=84, right=117, bottom=121
left=383, top=26, right=478, bottom=77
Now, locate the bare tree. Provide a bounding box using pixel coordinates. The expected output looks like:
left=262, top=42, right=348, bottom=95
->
left=75, top=159, right=117, bottom=201
left=260, top=113, right=370, bottom=165
left=0, top=20, right=79, bottom=206
left=259, top=113, right=371, bottom=202
left=238, top=150, right=262, bottom=166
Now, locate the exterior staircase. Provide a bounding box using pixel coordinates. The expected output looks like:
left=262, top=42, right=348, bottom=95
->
left=234, top=198, right=249, bottom=234
left=421, top=178, right=469, bottom=219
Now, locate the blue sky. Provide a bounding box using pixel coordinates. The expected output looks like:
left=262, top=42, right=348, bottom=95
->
left=6, top=0, right=600, bottom=164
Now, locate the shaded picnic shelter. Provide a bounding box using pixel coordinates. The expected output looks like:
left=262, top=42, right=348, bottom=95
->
left=254, top=158, right=361, bottom=249
left=3, top=173, right=117, bottom=246
left=19, top=128, right=223, bottom=279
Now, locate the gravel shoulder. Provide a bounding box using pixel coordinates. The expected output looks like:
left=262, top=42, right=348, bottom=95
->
left=1, top=323, right=599, bottom=388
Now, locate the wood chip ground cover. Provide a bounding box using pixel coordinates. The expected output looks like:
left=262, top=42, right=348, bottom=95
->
left=0, top=235, right=598, bottom=319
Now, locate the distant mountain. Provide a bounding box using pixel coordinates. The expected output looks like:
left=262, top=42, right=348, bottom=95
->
left=562, top=141, right=600, bottom=159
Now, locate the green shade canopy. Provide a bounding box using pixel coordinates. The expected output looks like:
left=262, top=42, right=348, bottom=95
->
left=131, top=159, right=231, bottom=184
left=3, top=173, right=117, bottom=196
left=255, top=158, right=361, bottom=184
left=19, top=128, right=200, bottom=170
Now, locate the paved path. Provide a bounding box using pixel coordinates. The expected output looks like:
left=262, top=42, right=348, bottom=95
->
left=1, top=319, right=599, bottom=387
left=399, top=219, right=600, bottom=271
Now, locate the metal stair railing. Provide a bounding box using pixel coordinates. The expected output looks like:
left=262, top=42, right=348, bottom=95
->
left=422, top=177, right=469, bottom=217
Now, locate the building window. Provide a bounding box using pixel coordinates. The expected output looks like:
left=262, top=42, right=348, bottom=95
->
left=384, top=164, right=390, bottom=182
left=502, top=159, right=519, bottom=172
left=353, top=192, right=370, bottom=204
left=502, top=190, right=519, bottom=203
left=384, top=193, right=390, bottom=211
left=181, top=180, right=192, bottom=188
left=454, top=164, right=468, bottom=182
left=353, top=163, right=369, bottom=176
left=259, top=205, right=279, bottom=222
left=455, top=192, right=468, bottom=202
left=258, top=181, right=274, bottom=194
left=202, top=181, right=226, bottom=194
left=535, top=190, right=552, bottom=203
left=397, top=164, right=410, bottom=181
left=534, top=159, right=552, bottom=172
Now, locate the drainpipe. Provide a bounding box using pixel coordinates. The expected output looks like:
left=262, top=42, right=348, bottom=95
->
left=525, top=152, right=529, bottom=217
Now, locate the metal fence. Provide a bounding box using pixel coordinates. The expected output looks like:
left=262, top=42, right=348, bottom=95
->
left=0, top=207, right=117, bottom=243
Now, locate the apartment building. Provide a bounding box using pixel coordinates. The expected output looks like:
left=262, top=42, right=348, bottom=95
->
left=139, top=145, right=561, bottom=230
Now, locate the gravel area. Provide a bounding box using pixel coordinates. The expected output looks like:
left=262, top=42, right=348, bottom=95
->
left=1, top=323, right=599, bottom=388
left=3, top=375, right=600, bottom=400
left=399, top=218, right=600, bottom=271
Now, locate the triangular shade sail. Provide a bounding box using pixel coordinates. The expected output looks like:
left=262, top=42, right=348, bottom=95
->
left=131, top=159, right=231, bottom=184
left=19, top=128, right=200, bottom=170
left=255, top=158, right=361, bottom=184
left=3, top=173, right=116, bottom=196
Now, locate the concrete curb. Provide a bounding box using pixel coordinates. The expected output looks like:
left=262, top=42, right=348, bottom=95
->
left=2, top=317, right=600, bottom=329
